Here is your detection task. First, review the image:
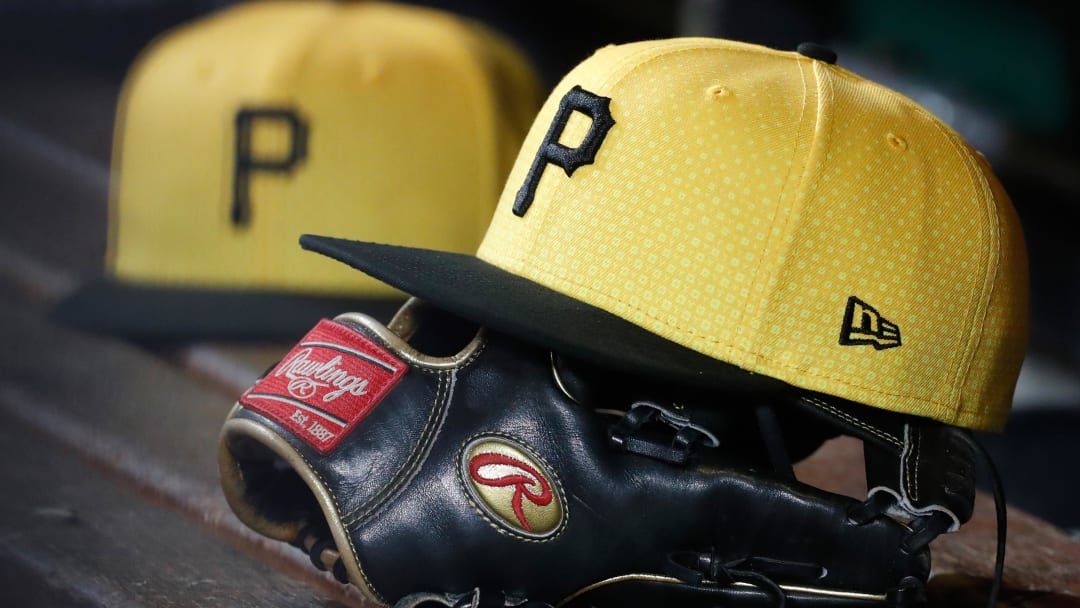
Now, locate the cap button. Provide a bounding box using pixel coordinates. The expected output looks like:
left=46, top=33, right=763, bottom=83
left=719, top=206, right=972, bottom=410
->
left=796, top=42, right=837, bottom=65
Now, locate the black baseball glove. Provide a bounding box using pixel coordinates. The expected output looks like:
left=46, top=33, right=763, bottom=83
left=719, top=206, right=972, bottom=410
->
left=219, top=300, right=987, bottom=607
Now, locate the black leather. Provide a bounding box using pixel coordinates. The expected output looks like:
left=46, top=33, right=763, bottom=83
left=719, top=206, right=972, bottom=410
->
left=866, top=425, right=976, bottom=526
left=794, top=394, right=976, bottom=532
left=223, top=322, right=930, bottom=607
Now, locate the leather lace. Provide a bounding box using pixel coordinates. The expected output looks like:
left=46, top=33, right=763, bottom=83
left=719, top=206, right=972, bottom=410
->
left=607, top=400, right=720, bottom=465
left=846, top=430, right=1007, bottom=608
left=666, top=551, right=828, bottom=608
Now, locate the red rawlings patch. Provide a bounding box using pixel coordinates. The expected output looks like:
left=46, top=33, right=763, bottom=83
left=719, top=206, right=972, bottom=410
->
left=239, top=319, right=407, bottom=454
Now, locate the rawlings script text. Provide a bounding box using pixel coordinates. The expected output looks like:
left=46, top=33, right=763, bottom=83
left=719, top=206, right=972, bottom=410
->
left=276, top=347, right=370, bottom=402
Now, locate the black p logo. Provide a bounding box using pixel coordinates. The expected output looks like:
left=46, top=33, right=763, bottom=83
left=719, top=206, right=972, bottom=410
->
left=232, top=107, right=309, bottom=228
left=512, top=86, right=615, bottom=217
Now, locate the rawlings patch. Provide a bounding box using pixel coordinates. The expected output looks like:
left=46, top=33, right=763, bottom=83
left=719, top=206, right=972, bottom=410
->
left=240, top=319, right=407, bottom=454
left=460, top=435, right=566, bottom=540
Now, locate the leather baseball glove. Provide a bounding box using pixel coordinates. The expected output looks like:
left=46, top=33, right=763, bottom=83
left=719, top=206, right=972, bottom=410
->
left=219, top=300, right=994, bottom=607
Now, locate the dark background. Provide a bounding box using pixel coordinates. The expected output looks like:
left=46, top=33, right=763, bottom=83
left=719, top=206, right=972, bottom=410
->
left=1, top=0, right=1077, bottom=533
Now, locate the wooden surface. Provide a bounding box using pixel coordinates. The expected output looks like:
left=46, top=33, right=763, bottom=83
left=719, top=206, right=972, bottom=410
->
left=0, top=55, right=370, bottom=608
left=0, top=412, right=352, bottom=608
left=1, top=51, right=1079, bottom=607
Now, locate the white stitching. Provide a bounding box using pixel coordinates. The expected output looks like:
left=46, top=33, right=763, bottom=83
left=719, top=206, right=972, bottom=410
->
left=345, top=370, right=452, bottom=524
left=283, top=431, right=386, bottom=604
left=901, top=425, right=915, bottom=506
left=801, top=396, right=902, bottom=447
left=912, top=427, right=921, bottom=503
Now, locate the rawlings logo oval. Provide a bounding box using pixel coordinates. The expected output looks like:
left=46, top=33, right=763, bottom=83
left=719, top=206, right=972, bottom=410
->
left=460, top=436, right=565, bottom=539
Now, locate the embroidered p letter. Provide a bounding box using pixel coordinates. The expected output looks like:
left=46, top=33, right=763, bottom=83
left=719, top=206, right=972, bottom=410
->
left=232, top=107, right=309, bottom=228
left=512, top=86, right=615, bottom=217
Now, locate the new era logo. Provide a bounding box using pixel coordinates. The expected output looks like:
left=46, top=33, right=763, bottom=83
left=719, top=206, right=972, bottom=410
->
left=840, top=296, right=901, bottom=350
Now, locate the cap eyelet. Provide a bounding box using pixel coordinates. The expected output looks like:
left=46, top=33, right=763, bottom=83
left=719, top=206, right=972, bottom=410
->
left=706, top=84, right=730, bottom=98
left=886, top=133, right=908, bottom=151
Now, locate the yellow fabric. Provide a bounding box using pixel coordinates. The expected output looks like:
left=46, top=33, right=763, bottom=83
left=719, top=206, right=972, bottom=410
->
left=478, top=39, right=1028, bottom=430
left=108, top=1, right=540, bottom=296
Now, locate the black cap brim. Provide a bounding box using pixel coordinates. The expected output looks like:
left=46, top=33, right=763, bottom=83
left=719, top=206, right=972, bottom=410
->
left=50, top=278, right=404, bottom=343
left=300, top=234, right=787, bottom=393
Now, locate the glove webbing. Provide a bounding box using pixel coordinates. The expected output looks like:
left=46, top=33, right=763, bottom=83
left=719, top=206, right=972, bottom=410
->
left=845, top=430, right=1007, bottom=608
left=604, top=400, right=932, bottom=608
left=608, top=397, right=1007, bottom=608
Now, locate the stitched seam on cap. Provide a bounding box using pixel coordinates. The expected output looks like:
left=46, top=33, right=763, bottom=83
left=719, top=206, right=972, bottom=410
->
left=738, top=48, right=814, bottom=352
left=827, top=70, right=998, bottom=421
left=922, top=114, right=998, bottom=421
left=802, top=396, right=902, bottom=447
left=740, top=84, right=998, bottom=414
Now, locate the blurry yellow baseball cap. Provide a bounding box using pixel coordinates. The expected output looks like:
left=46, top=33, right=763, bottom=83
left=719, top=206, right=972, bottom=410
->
left=302, top=38, right=1028, bottom=430
left=51, top=0, right=541, bottom=342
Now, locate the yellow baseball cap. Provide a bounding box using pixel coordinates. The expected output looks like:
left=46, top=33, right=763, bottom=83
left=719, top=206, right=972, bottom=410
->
left=302, top=38, right=1029, bottom=430
left=51, top=0, right=541, bottom=341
